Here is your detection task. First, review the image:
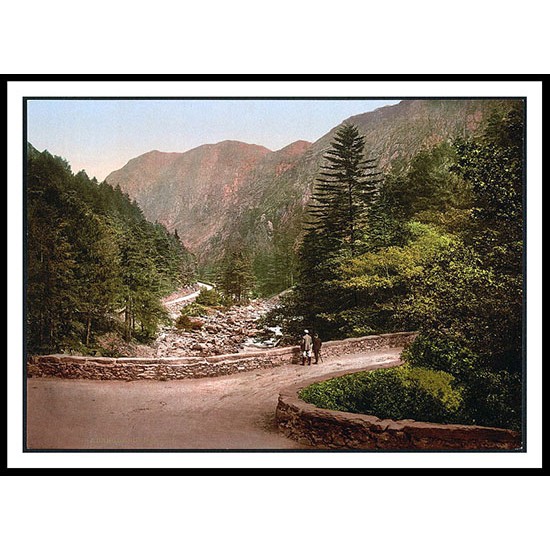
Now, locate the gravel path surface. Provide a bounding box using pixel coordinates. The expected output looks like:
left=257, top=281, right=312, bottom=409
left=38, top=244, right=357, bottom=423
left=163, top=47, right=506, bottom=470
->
left=163, top=282, right=214, bottom=314
left=26, top=348, right=403, bottom=450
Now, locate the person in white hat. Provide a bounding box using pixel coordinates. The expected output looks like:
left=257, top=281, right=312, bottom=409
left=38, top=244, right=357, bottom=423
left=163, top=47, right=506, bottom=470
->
left=301, top=329, right=313, bottom=365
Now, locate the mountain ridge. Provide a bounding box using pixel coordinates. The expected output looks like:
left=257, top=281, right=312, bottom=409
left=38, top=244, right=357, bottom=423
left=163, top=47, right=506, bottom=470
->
left=106, top=138, right=311, bottom=252
left=105, top=99, right=521, bottom=287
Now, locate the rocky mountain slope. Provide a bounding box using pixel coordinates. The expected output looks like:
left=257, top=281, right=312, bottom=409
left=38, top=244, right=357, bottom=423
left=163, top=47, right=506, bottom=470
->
left=107, top=139, right=311, bottom=255
left=105, top=99, right=518, bottom=284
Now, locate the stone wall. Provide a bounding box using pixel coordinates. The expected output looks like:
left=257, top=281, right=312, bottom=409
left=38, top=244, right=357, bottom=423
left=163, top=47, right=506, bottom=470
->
left=276, top=363, right=522, bottom=451
left=319, top=332, right=417, bottom=359
left=26, top=331, right=417, bottom=381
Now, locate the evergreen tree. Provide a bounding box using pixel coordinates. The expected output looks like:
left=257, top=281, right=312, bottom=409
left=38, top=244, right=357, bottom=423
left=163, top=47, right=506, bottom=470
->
left=173, top=228, right=197, bottom=286
left=255, top=227, right=298, bottom=297
left=307, top=123, right=381, bottom=255
left=372, top=141, right=473, bottom=248
left=217, top=248, right=255, bottom=304
left=289, top=124, right=382, bottom=338
left=27, top=152, right=81, bottom=351
left=69, top=205, right=121, bottom=348
left=26, top=146, right=194, bottom=353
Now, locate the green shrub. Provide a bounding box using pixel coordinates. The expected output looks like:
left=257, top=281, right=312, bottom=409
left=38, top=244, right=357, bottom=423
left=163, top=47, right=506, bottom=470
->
left=180, top=302, right=208, bottom=317
left=299, top=365, right=463, bottom=424
left=404, top=334, right=521, bottom=430
left=458, top=368, right=522, bottom=431
left=403, top=333, right=478, bottom=378
left=195, top=288, right=223, bottom=307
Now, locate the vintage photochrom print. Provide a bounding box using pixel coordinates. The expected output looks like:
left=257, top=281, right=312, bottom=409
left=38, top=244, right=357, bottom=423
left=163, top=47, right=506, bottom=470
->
left=21, top=85, right=531, bottom=460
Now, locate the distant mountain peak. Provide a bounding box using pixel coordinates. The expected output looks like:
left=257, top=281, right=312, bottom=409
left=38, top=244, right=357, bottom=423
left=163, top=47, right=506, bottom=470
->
left=185, top=140, right=272, bottom=156
left=106, top=99, right=516, bottom=264
left=274, top=140, right=312, bottom=156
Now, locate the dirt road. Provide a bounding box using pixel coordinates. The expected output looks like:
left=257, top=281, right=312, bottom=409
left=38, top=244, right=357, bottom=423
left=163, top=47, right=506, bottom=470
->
left=26, top=348, right=402, bottom=450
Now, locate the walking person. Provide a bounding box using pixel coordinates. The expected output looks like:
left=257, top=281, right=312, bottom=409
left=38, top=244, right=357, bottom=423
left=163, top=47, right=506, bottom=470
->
left=301, top=329, right=313, bottom=366
left=312, top=332, right=322, bottom=364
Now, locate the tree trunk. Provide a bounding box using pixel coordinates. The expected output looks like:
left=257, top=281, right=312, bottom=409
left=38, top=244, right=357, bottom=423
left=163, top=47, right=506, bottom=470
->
left=124, top=296, right=131, bottom=341
left=85, top=315, right=92, bottom=347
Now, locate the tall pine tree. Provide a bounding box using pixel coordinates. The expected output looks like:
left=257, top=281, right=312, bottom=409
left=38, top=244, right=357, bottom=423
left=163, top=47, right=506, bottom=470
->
left=217, top=248, right=255, bottom=304
left=289, top=124, right=382, bottom=338
left=307, top=123, right=381, bottom=255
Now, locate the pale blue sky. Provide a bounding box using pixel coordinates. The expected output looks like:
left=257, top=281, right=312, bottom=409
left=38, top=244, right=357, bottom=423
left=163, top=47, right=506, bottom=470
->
left=27, top=99, right=401, bottom=181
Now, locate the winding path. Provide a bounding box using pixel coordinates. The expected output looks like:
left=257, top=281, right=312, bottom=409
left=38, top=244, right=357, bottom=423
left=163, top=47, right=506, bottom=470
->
left=26, top=347, right=403, bottom=450
left=164, top=281, right=214, bottom=307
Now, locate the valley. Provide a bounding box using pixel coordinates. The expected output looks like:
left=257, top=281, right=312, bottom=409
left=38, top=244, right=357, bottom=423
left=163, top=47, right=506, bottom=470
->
left=105, top=99, right=510, bottom=292
left=154, top=287, right=281, bottom=357
left=24, top=97, right=526, bottom=448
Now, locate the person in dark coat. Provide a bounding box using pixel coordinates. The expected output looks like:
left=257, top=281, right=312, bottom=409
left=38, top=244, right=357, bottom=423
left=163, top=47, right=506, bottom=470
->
left=312, top=333, right=322, bottom=364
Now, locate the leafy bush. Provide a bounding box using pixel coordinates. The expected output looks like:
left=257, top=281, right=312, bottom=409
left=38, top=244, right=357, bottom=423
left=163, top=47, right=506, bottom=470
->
left=404, top=333, right=521, bottom=430
left=403, top=333, right=478, bottom=378
left=195, top=288, right=223, bottom=307
left=300, top=365, right=463, bottom=425
left=180, top=302, right=208, bottom=317
left=457, top=368, right=522, bottom=431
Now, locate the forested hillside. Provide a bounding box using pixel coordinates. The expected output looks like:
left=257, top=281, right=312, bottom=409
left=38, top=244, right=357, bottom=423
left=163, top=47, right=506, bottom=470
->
left=26, top=145, right=195, bottom=355
left=271, top=101, right=524, bottom=430
left=106, top=99, right=514, bottom=296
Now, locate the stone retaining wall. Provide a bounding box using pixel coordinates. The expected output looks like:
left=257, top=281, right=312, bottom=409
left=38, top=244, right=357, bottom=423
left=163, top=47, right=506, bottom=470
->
left=26, top=331, right=417, bottom=381
left=276, top=363, right=522, bottom=451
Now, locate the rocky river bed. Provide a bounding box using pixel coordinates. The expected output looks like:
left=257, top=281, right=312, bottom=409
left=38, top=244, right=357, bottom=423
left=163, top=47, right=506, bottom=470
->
left=120, top=281, right=284, bottom=357
left=153, top=297, right=281, bottom=357
left=97, top=286, right=285, bottom=358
